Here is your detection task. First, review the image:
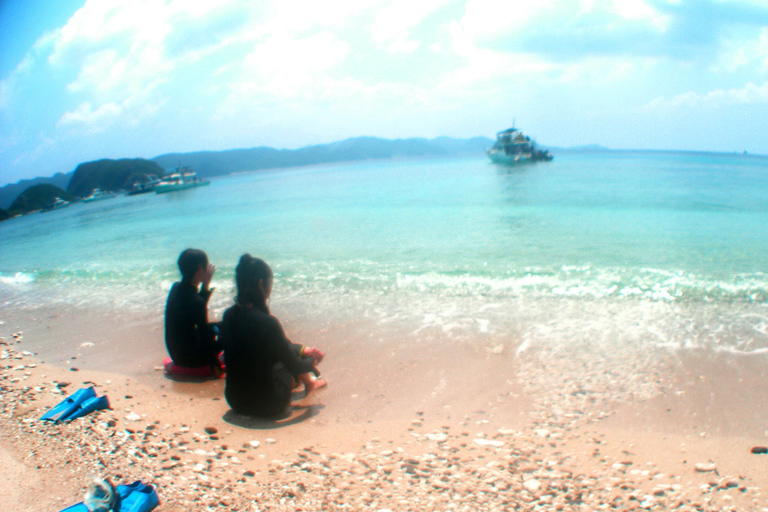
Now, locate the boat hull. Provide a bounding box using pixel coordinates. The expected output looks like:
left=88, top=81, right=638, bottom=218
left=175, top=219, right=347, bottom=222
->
left=155, top=180, right=210, bottom=194
left=487, top=151, right=534, bottom=165
left=127, top=187, right=155, bottom=196
left=83, top=193, right=117, bottom=202
left=42, top=200, right=70, bottom=212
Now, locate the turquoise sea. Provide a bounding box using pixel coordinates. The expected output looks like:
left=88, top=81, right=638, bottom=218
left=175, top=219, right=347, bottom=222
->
left=2, top=150, right=768, bottom=357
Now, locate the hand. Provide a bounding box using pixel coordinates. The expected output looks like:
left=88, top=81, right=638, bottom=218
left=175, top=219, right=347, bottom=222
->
left=202, top=263, right=216, bottom=290
left=303, top=346, right=325, bottom=364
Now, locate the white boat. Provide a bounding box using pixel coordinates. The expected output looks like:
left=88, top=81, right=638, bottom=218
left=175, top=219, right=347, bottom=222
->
left=82, top=188, right=117, bottom=202
left=126, top=175, right=161, bottom=196
left=42, top=197, right=71, bottom=212
left=487, top=127, right=553, bottom=166
left=154, top=167, right=210, bottom=194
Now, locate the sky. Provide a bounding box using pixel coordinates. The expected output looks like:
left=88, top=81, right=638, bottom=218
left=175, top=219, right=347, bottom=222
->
left=1, top=0, right=768, bottom=186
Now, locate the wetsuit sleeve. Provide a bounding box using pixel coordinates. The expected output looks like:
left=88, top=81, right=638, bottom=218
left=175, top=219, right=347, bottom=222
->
left=289, top=341, right=306, bottom=358
left=286, top=337, right=320, bottom=376
left=194, top=290, right=220, bottom=368
left=266, top=317, right=315, bottom=378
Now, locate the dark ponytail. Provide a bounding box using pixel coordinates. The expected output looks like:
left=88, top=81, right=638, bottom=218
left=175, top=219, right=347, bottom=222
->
left=235, top=253, right=273, bottom=311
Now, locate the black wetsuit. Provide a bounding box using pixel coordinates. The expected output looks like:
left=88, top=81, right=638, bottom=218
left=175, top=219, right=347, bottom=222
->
left=221, top=303, right=315, bottom=417
left=164, top=281, right=222, bottom=369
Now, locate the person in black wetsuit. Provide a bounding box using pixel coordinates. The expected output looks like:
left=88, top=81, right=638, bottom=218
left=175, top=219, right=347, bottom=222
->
left=165, top=248, right=222, bottom=373
left=221, top=254, right=326, bottom=418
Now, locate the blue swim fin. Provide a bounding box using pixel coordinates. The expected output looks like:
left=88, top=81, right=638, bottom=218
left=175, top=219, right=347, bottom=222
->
left=116, top=482, right=159, bottom=512
left=41, top=387, right=96, bottom=422
left=60, top=395, right=110, bottom=422
left=116, top=481, right=152, bottom=499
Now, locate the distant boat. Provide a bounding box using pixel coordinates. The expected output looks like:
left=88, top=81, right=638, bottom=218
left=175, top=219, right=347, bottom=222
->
left=82, top=188, right=117, bottom=202
left=487, top=127, right=553, bottom=165
left=42, top=197, right=71, bottom=212
left=154, top=166, right=210, bottom=194
left=127, top=176, right=161, bottom=196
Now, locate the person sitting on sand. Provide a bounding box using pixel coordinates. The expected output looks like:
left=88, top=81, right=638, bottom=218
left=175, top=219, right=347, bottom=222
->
left=165, top=248, right=222, bottom=373
left=221, top=254, right=326, bottom=418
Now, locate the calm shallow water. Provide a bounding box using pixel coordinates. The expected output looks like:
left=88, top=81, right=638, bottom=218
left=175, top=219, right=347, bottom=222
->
left=2, top=150, right=768, bottom=356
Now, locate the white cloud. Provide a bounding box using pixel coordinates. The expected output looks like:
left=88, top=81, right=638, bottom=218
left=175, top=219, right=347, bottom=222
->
left=50, top=2, right=175, bottom=102
left=0, top=32, right=57, bottom=110
left=0, top=74, right=13, bottom=110
left=65, top=42, right=172, bottom=101
left=645, top=81, right=768, bottom=109
left=266, top=0, right=380, bottom=34
left=459, top=0, right=673, bottom=62
left=710, top=25, right=768, bottom=74
left=443, top=1, right=662, bottom=95
left=57, top=101, right=122, bottom=131
left=11, top=134, right=55, bottom=167
left=443, top=28, right=553, bottom=89
left=461, top=0, right=553, bottom=35
left=230, top=31, right=351, bottom=100
left=371, top=0, right=450, bottom=53
left=612, top=0, right=668, bottom=28
left=759, top=28, right=768, bottom=70
left=459, top=0, right=667, bottom=39
left=50, top=0, right=167, bottom=66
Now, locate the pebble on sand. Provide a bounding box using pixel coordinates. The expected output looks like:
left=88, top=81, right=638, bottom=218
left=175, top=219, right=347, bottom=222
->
left=694, top=462, right=717, bottom=473
left=474, top=438, right=504, bottom=447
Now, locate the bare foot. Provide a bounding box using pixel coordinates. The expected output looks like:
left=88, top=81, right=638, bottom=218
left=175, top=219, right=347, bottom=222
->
left=304, top=378, right=328, bottom=394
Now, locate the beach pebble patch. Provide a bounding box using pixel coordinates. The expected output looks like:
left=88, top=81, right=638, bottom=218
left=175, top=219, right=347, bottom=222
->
left=0, top=339, right=762, bottom=511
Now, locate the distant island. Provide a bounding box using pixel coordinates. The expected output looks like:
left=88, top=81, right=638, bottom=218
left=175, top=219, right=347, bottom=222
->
left=8, top=184, right=78, bottom=214
left=0, top=158, right=166, bottom=217
left=0, top=136, right=493, bottom=216
left=67, top=158, right=167, bottom=198
left=0, top=172, right=71, bottom=216
left=150, top=136, right=493, bottom=178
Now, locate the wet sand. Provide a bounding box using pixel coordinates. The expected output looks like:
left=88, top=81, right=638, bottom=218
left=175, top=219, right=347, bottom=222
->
left=2, top=307, right=768, bottom=511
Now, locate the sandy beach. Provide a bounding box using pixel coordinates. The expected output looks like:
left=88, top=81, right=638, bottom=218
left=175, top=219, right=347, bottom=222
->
left=2, top=306, right=768, bottom=512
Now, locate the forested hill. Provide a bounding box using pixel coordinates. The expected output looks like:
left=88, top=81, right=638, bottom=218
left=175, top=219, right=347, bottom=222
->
left=152, top=136, right=494, bottom=178
left=0, top=136, right=494, bottom=209
left=0, top=159, right=164, bottom=208
left=8, top=184, right=76, bottom=214
left=67, top=158, right=166, bottom=198
left=0, top=172, right=72, bottom=210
